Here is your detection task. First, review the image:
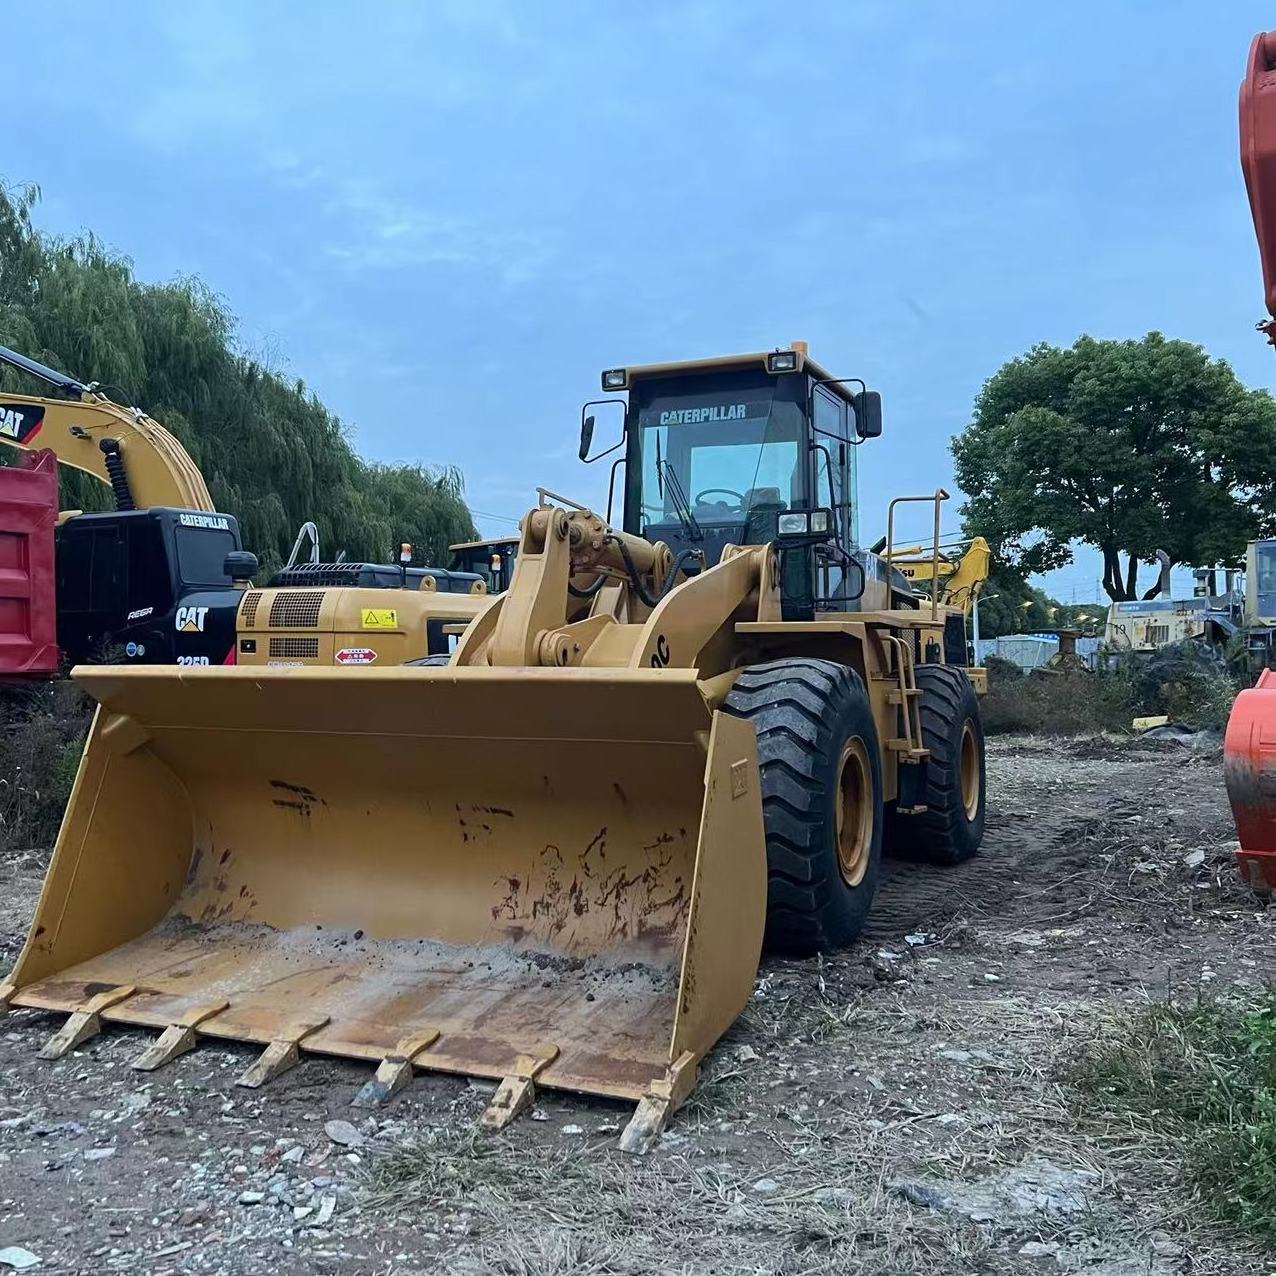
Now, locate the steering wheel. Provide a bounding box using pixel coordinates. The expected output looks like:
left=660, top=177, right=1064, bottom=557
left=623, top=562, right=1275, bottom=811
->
left=694, top=487, right=746, bottom=507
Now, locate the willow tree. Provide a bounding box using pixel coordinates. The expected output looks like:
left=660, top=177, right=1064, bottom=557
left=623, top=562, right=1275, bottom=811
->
left=0, top=182, right=477, bottom=572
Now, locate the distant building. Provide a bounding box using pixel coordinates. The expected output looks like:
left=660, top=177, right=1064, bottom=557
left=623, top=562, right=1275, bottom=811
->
left=976, top=633, right=1101, bottom=672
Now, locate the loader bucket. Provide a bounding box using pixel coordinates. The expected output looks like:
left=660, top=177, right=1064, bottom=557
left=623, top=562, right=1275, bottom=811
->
left=4, top=665, right=766, bottom=1114
left=1224, top=669, right=1276, bottom=895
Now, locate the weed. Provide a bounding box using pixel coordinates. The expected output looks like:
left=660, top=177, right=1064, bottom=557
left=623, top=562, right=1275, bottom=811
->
left=0, top=680, right=92, bottom=858
left=981, top=672, right=1132, bottom=736
left=1067, top=990, right=1276, bottom=1241
left=981, top=645, right=1238, bottom=737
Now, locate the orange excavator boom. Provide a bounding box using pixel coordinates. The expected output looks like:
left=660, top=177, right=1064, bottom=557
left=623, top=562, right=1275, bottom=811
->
left=1225, top=34, right=1276, bottom=898
left=1241, top=31, right=1276, bottom=343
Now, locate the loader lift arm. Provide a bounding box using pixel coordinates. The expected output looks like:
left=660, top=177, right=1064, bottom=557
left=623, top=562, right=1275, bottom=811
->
left=453, top=502, right=781, bottom=675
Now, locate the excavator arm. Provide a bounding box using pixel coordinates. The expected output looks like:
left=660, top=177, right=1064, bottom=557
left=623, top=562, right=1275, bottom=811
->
left=885, top=536, right=991, bottom=615
left=1241, top=31, right=1276, bottom=344
left=0, top=345, right=214, bottom=510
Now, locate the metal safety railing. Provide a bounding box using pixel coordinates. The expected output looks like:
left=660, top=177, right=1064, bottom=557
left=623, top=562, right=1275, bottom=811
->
left=885, top=489, right=950, bottom=621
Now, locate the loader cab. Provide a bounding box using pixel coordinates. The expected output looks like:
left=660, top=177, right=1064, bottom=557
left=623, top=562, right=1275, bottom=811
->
left=56, top=507, right=245, bottom=666
left=448, top=536, right=519, bottom=593
left=1246, top=538, right=1276, bottom=626
left=600, top=349, right=883, bottom=620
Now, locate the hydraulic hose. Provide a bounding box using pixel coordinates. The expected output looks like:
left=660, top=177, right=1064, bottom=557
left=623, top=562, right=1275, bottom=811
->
left=568, top=574, right=608, bottom=600
left=608, top=536, right=705, bottom=608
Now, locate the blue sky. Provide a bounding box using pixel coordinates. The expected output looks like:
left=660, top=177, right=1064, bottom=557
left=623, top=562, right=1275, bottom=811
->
left=12, top=2, right=1276, bottom=604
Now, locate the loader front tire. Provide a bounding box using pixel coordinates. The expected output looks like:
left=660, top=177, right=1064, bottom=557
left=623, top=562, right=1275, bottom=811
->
left=886, top=664, right=985, bottom=866
left=724, top=659, right=883, bottom=956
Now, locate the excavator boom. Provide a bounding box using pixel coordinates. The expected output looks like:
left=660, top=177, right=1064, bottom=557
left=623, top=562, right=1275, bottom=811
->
left=1242, top=31, right=1276, bottom=341
left=0, top=341, right=214, bottom=510
left=1226, top=33, right=1276, bottom=894
left=886, top=536, right=990, bottom=614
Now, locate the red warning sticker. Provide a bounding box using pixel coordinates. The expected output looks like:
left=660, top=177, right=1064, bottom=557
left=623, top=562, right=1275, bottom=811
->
left=335, top=647, right=378, bottom=665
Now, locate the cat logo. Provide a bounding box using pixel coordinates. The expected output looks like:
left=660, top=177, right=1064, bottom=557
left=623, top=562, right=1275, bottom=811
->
left=178, top=512, right=231, bottom=530
left=0, top=404, right=42, bottom=441
left=174, top=605, right=209, bottom=633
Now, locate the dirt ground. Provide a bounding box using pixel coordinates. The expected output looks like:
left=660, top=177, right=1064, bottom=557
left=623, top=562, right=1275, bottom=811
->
left=0, top=733, right=1272, bottom=1275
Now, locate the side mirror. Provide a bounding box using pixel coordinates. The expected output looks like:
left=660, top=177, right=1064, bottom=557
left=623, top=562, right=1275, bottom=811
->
left=578, top=400, right=627, bottom=464
left=852, top=390, right=883, bottom=439
left=224, top=550, right=259, bottom=584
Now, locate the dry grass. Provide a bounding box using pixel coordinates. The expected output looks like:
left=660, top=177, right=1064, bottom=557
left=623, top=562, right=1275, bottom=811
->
left=356, top=993, right=1142, bottom=1275
left=361, top=1126, right=1006, bottom=1276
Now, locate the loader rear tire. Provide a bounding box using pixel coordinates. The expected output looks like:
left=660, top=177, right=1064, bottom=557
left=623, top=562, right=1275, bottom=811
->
left=886, top=664, right=985, bottom=866
left=724, top=658, right=883, bottom=956
left=406, top=654, right=452, bottom=666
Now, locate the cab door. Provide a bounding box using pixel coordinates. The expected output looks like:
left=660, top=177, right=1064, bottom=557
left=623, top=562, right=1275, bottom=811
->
left=812, top=387, right=852, bottom=605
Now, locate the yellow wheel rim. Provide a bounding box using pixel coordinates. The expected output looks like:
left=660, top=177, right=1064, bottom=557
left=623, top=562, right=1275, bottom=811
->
left=960, top=721, right=980, bottom=820
left=836, top=737, right=874, bottom=887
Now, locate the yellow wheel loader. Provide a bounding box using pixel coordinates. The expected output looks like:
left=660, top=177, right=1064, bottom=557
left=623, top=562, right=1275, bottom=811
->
left=1, top=346, right=986, bottom=1151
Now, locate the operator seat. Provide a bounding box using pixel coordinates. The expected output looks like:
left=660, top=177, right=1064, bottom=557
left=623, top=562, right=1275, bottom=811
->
left=744, top=486, right=787, bottom=544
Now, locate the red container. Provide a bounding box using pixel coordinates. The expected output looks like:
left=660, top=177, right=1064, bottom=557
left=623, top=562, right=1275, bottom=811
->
left=1224, top=668, right=1276, bottom=895
left=0, top=449, right=60, bottom=677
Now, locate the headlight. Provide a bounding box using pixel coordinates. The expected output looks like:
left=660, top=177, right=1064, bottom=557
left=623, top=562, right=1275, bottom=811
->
left=601, top=368, right=627, bottom=390
left=777, top=512, right=809, bottom=535
left=767, top=351, right=798, bottom=373
left=809, top=511, right=830, bottom=533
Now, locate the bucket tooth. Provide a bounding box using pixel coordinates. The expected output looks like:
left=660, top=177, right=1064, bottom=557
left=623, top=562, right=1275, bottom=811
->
left=619, top=1051, right=697, bottom=1156
left=37, top=985, right=136, bottom=1061
left=480, top=1044, right=560, bottom=1131
left=0, top=983, right=14, bottom=1019
left=236, top=1016, right=329, bottom=1089
left=352, top=1029, right=441, bottom=1108
left=132, top=1001, right=229, bottom=1072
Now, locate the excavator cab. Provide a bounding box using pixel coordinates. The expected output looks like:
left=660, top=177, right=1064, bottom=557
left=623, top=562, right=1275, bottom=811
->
left=56, top=507, right=248, bottom=666
left=448, top=536, right=519, bottom=593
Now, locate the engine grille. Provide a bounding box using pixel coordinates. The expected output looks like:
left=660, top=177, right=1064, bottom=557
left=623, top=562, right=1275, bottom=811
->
left=240, top=591, right=262, bottom=628
left=268, top=591, right=325, bottom=628
left=269, top=637, right=320, bottom=660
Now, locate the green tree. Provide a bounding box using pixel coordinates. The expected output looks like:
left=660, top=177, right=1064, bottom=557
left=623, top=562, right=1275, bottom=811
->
left=0, top=182, right=477, bottom=573
left=953, top=333, right=1276, bottom=601
left=973, top=569, right=1088, bottom=640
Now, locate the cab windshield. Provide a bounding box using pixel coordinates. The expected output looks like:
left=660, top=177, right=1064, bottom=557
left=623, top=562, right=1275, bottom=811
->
left=1257, top=543, right=1276, bottom=618
left=638, top=392, right=802, bottom=529
left=175, top=526, right=236, bottom=588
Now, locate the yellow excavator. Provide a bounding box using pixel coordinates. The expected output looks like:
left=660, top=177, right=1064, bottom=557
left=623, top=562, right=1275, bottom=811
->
left=883, top=535, right=991, bottom=615
left=0, top=344, right=487, bottom=671
left=1, top=346, right=986, bottom=1152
